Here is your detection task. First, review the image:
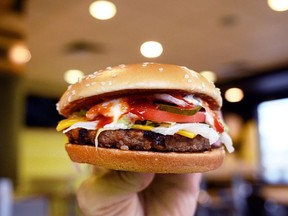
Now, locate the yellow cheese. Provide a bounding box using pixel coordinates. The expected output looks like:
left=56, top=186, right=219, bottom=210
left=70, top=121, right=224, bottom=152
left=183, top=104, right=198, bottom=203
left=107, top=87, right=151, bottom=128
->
left=56, top=118, right=86, bottom=131
left=177, top=130, right=197, bottom=139
left=131, top=124, right=197, bottom=139
left=131, top=124, right=155, bottom=131
left=57, top=120, right=197, bottom=140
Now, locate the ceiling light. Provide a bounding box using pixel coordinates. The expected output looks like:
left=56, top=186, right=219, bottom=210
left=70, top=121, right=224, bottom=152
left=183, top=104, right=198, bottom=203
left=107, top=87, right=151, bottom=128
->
left=267, top=0, right=288, bottom=11
left=8, top=43, right=31, bottom=64
left=140, top=41, right=163, bottom=58
left=64, top=69, right=84, bottom=84
left=200, top=71, right=217, bottom=83
left=224, top=87, right=244, bottom=103
left=89, top=1, right=117, bottom=20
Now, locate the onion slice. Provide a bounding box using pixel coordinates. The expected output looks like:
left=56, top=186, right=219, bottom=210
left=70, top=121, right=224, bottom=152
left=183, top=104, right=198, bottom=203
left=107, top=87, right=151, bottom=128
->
left=153, top=94, right=189, bottom=107
left=63, top=121, right=99, bottom=133
left=220, top=132, right=234, bottom=153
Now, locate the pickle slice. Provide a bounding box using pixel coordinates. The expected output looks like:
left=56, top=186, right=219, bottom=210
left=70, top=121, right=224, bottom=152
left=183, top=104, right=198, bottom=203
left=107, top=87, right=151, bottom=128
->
left=157, top=104, right=201, bottom=116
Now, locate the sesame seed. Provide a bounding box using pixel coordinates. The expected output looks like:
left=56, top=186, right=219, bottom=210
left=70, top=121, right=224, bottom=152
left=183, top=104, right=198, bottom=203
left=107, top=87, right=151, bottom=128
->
left=89, top=74, right=96, bottom=79
left=142, top=62, right=150, bottom=67
left=120, top=145, right=129, bottom=150
left=190, top=71, right=198, bottom=78
left=181, top=66, right=189, bottom=71
left=95, top=69, right=103, bottom=74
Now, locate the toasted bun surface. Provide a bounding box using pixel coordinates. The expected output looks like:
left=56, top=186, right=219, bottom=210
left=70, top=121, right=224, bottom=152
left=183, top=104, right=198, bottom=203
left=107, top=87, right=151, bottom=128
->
left=65, top=144, right=225, bottom=173
left=57, top=63, right=222, bottom=117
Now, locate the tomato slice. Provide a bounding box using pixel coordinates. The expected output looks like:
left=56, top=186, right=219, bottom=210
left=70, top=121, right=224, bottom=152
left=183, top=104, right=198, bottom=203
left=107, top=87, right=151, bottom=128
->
left=214, top=117, right=224, bottom=133
left=86, top=97, right=206, bottom=124
left=129, top=103, right=205, bottom=123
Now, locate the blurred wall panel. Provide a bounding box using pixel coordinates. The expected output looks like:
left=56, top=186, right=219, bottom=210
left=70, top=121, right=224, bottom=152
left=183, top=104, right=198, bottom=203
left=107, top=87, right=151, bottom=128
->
left=0, top=73, right=24, bottom=185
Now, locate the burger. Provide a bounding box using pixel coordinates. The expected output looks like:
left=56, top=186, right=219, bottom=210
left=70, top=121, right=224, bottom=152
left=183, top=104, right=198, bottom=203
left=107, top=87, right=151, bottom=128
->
left=56, top=63, right=233, bottom=173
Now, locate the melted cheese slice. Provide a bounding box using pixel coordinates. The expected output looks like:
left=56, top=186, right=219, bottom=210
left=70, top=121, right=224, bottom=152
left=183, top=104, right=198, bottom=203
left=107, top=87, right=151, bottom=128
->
left=131, top=124, right=197, bottom=139
left=57, top=118, right=197, bottom=140
left=56, top=118, right=86, bottom=132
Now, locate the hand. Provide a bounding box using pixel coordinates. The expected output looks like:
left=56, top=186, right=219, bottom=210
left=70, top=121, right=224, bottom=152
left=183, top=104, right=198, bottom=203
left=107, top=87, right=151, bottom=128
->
left=77, top=167, right=202, bottom=216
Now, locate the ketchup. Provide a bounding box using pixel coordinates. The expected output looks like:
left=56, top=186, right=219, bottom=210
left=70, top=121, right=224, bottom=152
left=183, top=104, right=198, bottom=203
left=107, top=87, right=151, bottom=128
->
left=96, top=116, right=113, bottom=128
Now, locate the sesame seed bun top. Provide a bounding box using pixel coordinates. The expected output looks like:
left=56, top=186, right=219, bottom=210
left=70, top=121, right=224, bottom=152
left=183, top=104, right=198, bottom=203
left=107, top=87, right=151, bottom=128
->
left=57, top=63, right=222, bottom=117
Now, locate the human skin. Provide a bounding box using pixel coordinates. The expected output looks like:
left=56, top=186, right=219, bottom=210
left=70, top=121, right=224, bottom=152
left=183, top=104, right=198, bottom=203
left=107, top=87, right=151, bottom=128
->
left=77, top=168, right=202, bottom=216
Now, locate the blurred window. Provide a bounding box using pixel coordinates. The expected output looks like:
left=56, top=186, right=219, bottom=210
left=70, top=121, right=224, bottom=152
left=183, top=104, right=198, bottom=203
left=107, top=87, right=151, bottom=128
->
left=257, top=98, right=288, bottom=184
left=25, top=95, right=63, bottom=127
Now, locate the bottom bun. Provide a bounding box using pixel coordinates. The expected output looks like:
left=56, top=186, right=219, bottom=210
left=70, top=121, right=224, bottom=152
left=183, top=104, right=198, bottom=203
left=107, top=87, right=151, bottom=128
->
left=65, top=144, right=225, bottom=173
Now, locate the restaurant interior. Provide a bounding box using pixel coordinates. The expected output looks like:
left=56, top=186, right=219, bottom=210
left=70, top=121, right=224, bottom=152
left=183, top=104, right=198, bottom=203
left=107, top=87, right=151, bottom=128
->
left=1, top=0, right=288, bottom=215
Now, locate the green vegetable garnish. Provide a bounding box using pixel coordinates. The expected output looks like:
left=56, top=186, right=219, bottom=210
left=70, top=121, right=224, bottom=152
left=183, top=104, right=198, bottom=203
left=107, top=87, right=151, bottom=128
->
left=79, top=109, right=87, bottom=116
left=157, top=104, right=201, bottom=116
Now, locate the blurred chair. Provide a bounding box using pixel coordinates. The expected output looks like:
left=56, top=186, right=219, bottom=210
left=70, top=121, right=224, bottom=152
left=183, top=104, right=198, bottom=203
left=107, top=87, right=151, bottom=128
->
left=0, top=178, right=50, bottom=216
left=196, top=175, right=256, bottom=216
left=0, top=178, right=13, bottom=216
left=13, top=196, right=50, bottom=216
left=231, top=175, right=251, bottom=216
left=196, top=178, right=236, bottom=216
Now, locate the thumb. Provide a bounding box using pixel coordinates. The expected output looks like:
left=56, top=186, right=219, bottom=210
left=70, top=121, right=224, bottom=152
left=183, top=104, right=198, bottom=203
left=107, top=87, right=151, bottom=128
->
left=77, top=169, right=154, bottom=216
left=96, top=169, right=155, bottom=195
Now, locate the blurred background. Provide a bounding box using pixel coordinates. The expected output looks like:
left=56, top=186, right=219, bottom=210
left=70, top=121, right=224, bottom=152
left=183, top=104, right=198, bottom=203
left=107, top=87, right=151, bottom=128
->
left=0, top=0, right=288, bottom=215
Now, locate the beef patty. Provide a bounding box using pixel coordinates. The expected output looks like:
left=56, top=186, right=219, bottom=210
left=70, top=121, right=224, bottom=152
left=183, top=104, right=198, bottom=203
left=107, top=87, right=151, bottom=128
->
left=65, top=128, right=211, bottom=153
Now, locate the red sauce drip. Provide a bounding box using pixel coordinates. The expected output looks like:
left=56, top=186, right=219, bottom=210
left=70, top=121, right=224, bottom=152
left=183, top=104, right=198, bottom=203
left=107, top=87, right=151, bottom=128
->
left=127, top=97, right=156, bottom=121
left=86, top=100, right=119, bottom=121
left=96, top=116, right=113, bottom=128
